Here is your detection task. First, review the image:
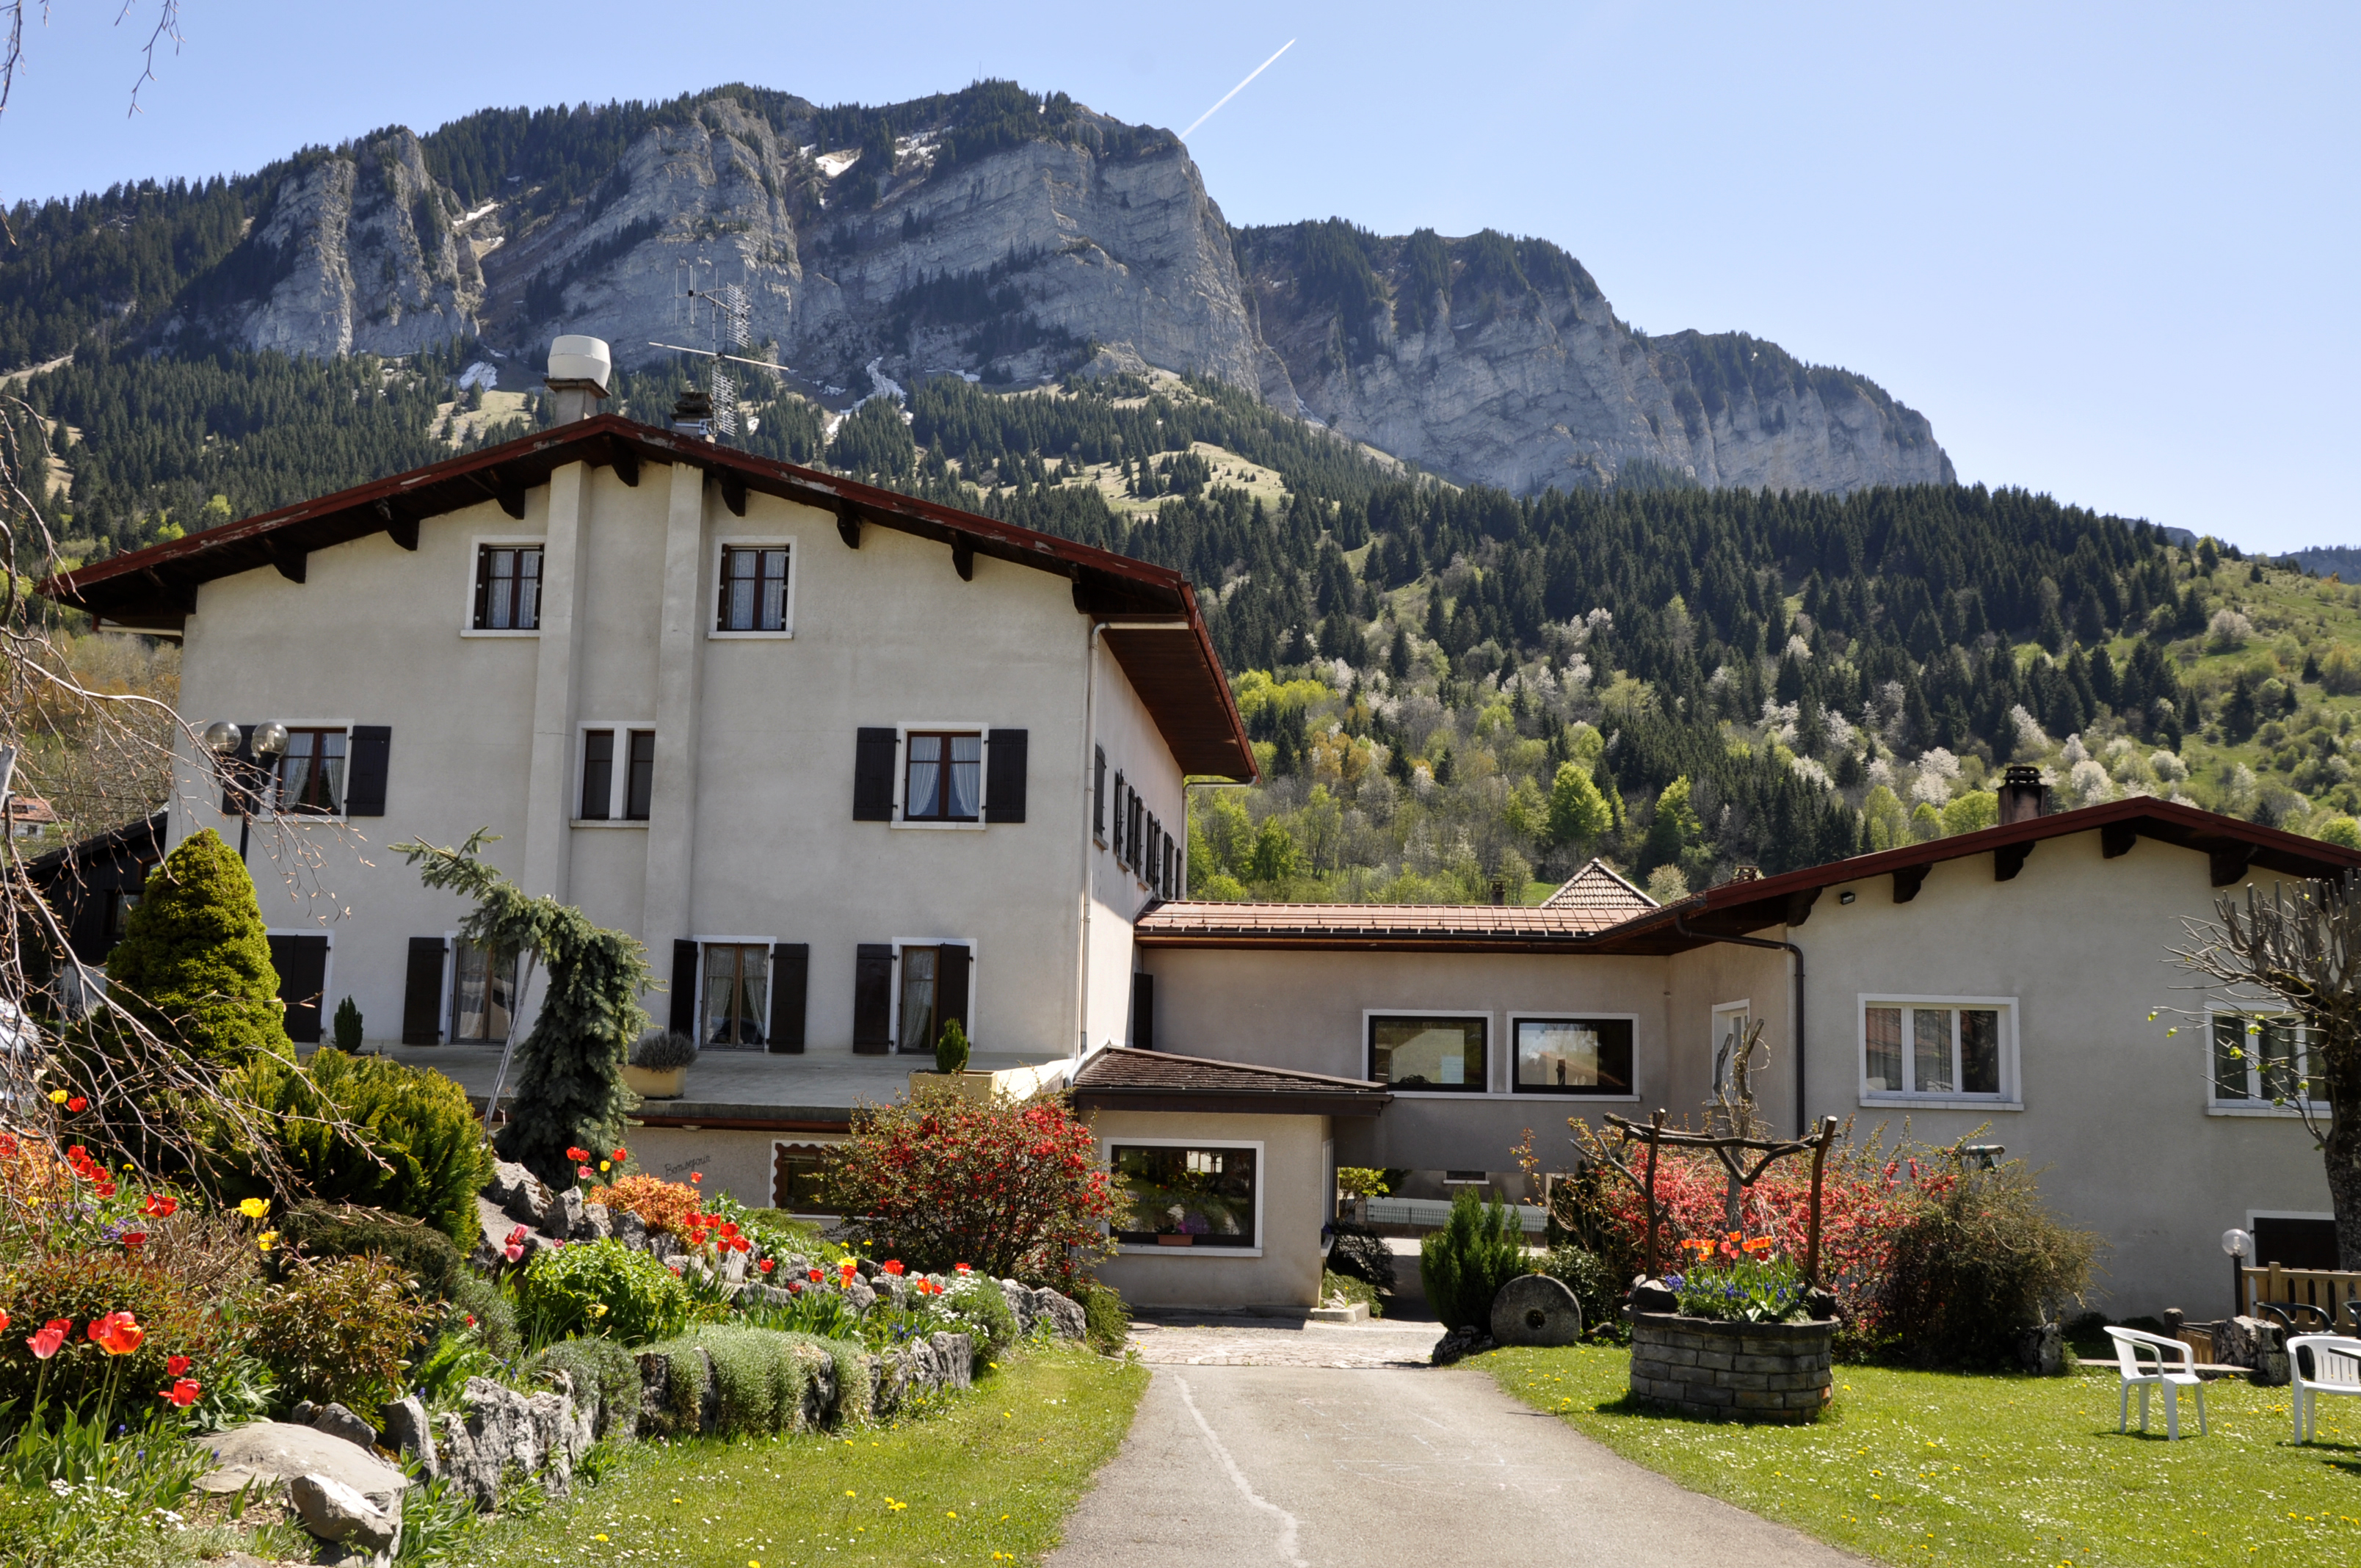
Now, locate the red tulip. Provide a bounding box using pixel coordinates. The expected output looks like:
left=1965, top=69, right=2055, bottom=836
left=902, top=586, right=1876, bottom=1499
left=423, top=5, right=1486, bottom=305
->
left=28, top=1323, right=67, bottom=1360
left=167, top=1354, right=191, bottom=1376
left=689, top=1172, right=703, bottom=1184
left=120, top=1232, right=147, bottom=1249
left=140, top=1194, right=178, bottom=1218
left=565, top=1146, right=590, bottom=1164
left=758, top=1258, right=775, bottom=1274
left=612, top=1147, right=628, bottom=1162
left=882, top=1260, right=904, bottom=1276
left=159, top=1378, right=201, bottom=1407
left=0, top=1310, right=9, bottom=1334
left=64, top=1097, right=87, bottom=1113
left=807, top=1268, right=823, bottom=1282
left=90, top=1311, right=144, bottom=1355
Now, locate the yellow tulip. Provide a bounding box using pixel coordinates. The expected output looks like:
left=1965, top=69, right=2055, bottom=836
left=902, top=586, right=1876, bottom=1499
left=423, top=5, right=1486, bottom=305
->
left=239, top=1197, right=270, bottom=1219
left=47, top=1089, right=68, bottom=1104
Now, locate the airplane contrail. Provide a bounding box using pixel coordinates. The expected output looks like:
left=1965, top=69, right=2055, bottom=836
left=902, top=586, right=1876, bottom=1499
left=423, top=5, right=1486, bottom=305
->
left=1181, top=39, right=1296, bottom=139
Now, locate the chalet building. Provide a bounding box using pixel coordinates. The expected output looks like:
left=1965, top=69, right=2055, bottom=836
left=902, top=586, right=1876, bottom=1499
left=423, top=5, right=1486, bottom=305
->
left=36, top=351, right=2352, bottom=1317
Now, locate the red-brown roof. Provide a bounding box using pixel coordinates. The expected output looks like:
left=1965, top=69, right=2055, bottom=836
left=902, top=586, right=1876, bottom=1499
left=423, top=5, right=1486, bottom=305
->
left=1540, top=857, right=1657, bottom=918
left=1136, top=893, right=1648, bottom=951
left=36, top=414, right=1255, bottom=779
left=1072, top=1047, right=1391, bottom=1116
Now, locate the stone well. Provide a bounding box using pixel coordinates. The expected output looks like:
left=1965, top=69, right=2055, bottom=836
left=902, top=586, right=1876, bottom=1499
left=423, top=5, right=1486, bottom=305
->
left=1627, top=1311, right=1835, bottom=1422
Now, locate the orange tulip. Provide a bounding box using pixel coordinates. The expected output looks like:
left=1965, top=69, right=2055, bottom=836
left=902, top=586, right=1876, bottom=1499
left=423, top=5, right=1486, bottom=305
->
left=89, top=1311, right=143, bottom=1356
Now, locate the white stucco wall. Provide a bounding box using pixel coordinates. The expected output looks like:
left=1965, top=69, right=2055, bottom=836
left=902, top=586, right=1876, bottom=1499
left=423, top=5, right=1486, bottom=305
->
left=165, top=456, right=1192, bottom=1065
left=1090, top=1108, right=1330, bottom=1308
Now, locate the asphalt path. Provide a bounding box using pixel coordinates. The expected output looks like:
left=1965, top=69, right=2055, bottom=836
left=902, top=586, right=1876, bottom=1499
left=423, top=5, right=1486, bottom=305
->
left=1046, top=1360, right=1863, bottom=1568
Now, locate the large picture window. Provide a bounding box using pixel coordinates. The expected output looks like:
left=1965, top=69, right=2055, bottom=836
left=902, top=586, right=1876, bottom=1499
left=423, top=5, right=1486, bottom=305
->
left=2211, top=1012, right=2321, bottom=1106
left=716, top=544, right=791, bottom=632
left=451, top=940, right=518, bottom=1043
left=1111, top=1144, right=1258, bottom=1248
left=1369, top=1015, right=1487, bottom=1092
left=275, top=729, right=347, bottom=816
left=904, top=733, right=982, bottom=821
left=1514, top=1017, right=1633, bottom=1095
left=1862, top=998, right=2011, bottom=1100
left=702, top=943, right=769, bottom=1048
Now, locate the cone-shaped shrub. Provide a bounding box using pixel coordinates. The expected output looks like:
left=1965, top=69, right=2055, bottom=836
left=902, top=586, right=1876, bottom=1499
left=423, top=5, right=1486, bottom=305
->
left=1420, top=1187, right=1528, bottom=1331
left=103, top=828, right=291, bottom=1064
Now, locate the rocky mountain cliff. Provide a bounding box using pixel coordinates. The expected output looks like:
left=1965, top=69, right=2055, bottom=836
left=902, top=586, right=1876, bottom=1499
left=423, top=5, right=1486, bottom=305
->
left=32, top=81, right=1949, bottom=498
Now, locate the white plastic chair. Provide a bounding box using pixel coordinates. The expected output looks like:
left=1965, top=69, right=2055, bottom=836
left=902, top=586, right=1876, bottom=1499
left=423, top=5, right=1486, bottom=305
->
left=2103, top=1326, right=2208, bottom=1439
left=2288, top=1334, right=2361, bottom=1443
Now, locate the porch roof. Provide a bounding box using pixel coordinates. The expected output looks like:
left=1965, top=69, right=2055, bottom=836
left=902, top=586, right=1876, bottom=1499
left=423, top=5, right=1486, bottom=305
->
left=1072, top=1047, right=1392, bottom=1117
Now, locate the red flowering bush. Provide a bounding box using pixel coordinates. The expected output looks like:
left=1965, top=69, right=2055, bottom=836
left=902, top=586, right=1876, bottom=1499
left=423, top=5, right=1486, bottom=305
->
left=824, top=1084, right=1114, bottom=1283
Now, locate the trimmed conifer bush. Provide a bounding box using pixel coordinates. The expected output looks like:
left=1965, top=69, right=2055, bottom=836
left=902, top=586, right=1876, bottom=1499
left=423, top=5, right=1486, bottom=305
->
left=220, top=1051, right=493, bottom=1246
left=270, top=1200, right=468, bottom=1298
left=1420, top=1187, right=1528, bottom=1331
left=101, top=828, right=291, bottom=1065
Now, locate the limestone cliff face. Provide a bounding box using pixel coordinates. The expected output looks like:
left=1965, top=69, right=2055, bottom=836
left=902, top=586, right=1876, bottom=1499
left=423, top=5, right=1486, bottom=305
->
left=164, top=86, right=1949, bottom=496
left=1236, top=223, right=1953, bottom=496
left=231, top=128, right=485, bottom=357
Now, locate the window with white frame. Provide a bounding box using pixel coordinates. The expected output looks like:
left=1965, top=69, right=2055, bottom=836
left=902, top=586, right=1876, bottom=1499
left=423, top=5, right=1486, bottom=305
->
left=714, top=542, right=792, bottom=633
left=1861, top=997, right=2013, bottom=1100
left=2211, top=1011, right=2324, bottom=1107
left=579, top=726, right=656, bottom=821
left=1110, top=1144, right=1258, bottom=1248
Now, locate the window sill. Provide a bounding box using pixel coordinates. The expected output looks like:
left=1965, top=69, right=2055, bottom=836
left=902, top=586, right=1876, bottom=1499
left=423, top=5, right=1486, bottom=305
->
left=1385, top=1089, right=1562, bottom=1100
left=460, top=628, right=540, bottom=639
left=1115, top=1244, right=1264, bottom=1258
left=707, top=630, right=794, bottom=640
left=1860, top=1095, right=2023, bottom=1112
left=251, top=813, right=346, bottom=826
left=570, top=819, right=650, bottom=830
left=1511, top=1089, right=1642, bottom=1100
left=890, top=820, right=986, bottom=832
left=2206, top=1103, right=2324, bottom=1118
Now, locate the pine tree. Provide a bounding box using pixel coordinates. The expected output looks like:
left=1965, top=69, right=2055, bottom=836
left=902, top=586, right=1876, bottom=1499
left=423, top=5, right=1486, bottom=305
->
left=1388, top=621, right=1412, bottom=680
left=103, top=828, right=292, bottom=1066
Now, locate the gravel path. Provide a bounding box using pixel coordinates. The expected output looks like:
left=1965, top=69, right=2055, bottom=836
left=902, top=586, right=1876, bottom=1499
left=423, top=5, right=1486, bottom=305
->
left=1048, top=1338, right=1863, bottom=1568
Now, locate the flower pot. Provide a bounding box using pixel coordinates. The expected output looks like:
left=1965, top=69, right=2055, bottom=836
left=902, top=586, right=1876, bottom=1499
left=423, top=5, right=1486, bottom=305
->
left=907, top=1070, right=999, bottom=1103
left=1626, top=1310, right=1835, bottom=1423
left=624, top=1064, right=687, bottom=1100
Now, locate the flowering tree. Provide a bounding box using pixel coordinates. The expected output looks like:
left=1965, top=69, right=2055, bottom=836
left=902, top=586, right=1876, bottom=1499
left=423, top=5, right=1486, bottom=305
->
left=824, top=1083, right=1114, bottom=1283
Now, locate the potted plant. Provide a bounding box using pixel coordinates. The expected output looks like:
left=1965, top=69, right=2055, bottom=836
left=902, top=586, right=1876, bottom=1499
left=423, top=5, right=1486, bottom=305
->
left=1627, top=1230, right=1838, bottom=1422
left=906, top=1019, right=998, bottom=1101
left=625, top=1028, right=698, bottom=1099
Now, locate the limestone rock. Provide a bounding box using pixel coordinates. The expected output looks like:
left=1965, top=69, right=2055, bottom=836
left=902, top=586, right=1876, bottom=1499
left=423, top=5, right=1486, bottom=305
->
left=1429, top=1324, right=1496, bottom=1366
left=549, top=1186, right=587, bottom=1240
left=195, top=1421, right=407, bottom=1522
left=2015, top=1322, right=2064, bottom=1376
left=576, top=1202, right=613, bottom=1242
left=288, top=1471, right=400, bottom=1553
left=307, top=1401, right=380, bottom=1453
left=929, top=1332, right=975, bottom=1390
left=1030, top=1287, right=1087, bottom=1341
left=1489, top=1274, right=1583, bottom=1348
left=841, top=1274, right=877, bottom=1313
left=430, top=1374, right=590, bottom=1509
left=485, top=1163, right=550, bottom=1230
left=377, top=1395, right=438, bottom=1479
left=1000, top=1278, right=1034, bottom=1332
left=613, top=1209, right=648, bottom=1250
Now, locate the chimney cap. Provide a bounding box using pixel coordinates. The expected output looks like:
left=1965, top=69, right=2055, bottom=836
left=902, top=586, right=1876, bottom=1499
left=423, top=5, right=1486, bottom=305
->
left=545, top=335, right=612, bottom=395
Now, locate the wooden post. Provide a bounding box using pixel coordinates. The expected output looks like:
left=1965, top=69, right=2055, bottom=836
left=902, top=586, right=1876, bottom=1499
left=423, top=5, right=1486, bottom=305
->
left=1642, top=1108, right=1665, bottom=1280
left=1805, top=1115, right=1835, bottom=1289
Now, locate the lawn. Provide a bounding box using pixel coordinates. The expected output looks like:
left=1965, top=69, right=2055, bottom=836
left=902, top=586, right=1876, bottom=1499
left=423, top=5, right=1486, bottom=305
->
left=1484, top=1344, right=2360, bottom=1568
left=469, top=1345, right=1147, bottom=1567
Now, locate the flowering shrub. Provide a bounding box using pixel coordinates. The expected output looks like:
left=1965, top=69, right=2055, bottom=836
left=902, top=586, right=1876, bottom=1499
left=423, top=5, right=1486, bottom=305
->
left=248, top=1254, right=438, bottom=1411
left=0, top=1252, right=235, bottom=1429
left=824, top=1084, right=1114, bottom=1282
left=584, top=1172, right=703, bottom=1240
left=514, top=1239, right=694, bottom=1346
left=1665, top=1232, right=1809, bottom=1323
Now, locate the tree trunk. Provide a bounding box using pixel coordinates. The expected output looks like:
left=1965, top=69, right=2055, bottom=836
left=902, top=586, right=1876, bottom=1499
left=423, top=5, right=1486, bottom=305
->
left=2332, top=1084, right=2361, bottom=1271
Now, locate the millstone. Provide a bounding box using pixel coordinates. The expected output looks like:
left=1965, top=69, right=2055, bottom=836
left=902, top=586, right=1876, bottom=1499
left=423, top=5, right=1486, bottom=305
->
left=1489, top=1274, right=1584, bottom=1347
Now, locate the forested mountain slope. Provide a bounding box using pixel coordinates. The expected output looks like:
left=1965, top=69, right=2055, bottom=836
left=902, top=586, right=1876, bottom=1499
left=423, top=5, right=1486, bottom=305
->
left=2, top=79, right=1943, bottom=500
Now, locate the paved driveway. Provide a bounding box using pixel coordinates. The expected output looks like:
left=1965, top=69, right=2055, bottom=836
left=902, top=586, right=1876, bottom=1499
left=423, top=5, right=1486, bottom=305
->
left=1048, top=1356, right=1863, bottom=1568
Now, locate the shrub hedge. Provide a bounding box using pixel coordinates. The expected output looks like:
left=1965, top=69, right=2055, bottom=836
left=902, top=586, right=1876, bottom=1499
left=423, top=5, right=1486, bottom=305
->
left=1420, top=1188, right=1528, bottom=1332
left=513, top=1239, right=692, bottom=1346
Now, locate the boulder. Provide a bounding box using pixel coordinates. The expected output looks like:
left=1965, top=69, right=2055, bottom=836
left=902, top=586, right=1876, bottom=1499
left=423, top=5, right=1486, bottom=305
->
left=2213, top=1315, right=2283, bottom=1370
left=378, top=1395, right=438, bottom=1479
left=1030, top=1287, right=1087, bottom=1340
left=289, top=1472, right=400, bottom=1553
left=548, top=1186, right=587, bottom=1240
left=613, top=1209, right=648, bottom=1249
left=486, top=1161, right=552, bottom=1230
left=999, top=1278, right=1034, bottom=1332
left=195, top=1420, right=407, bottom=1525
left=2015, top=1322, right=2064, bottom=1376
left=929, top=1332, right=975, bottom=1390
left=308, top=1401, right=380, bottom=1453
left=431, top=1374, right=590, bottom=1508
left=1490, top=1275, right=1583, bottom=1348
left=841, top=1274, right=877, bottom=1313
left=1429, top=1324, right=1496, bottom=1366
left=1628, top=1277, right=1678, bottom=1315
left=576, top=1201, right=614, bottom=1242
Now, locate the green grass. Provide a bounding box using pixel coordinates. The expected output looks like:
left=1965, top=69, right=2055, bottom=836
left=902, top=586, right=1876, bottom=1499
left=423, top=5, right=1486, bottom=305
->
left=470, top=1345, right=1147, bottom=1567
left=1484, top=1344, right=2361, bottom=1567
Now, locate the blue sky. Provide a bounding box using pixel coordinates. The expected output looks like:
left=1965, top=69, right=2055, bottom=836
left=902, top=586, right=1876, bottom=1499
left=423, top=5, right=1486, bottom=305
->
left=3, top=1, right=2353, bottom=551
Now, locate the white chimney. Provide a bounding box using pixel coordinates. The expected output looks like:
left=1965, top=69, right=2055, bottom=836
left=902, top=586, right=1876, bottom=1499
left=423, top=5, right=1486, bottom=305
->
left=544, top=335, right=613, bottom=423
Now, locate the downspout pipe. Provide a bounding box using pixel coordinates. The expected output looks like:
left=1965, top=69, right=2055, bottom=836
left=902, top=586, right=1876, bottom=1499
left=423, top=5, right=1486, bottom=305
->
left=1675, top=911, right=1807, bottom=1138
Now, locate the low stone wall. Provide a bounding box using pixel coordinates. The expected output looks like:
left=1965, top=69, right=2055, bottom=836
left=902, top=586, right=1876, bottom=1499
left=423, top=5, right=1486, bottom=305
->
left=1627, top=1311, right=1835, bottom=1422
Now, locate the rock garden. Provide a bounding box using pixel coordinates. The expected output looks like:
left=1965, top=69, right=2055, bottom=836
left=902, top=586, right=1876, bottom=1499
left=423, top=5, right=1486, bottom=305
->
left=0, top=829, right=1136, bottom=1567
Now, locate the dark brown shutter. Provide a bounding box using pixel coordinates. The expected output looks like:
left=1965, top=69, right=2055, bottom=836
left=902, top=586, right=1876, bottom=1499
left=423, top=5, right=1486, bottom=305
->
left=1093, top=747, right=1106, bottom=840
left=852, top=943, right=894, bottom=1053
left=402, top=937, right=446, bottom=1044
left=984, top=730, right=1028, bottom=823
left=345, top=726, right=391, bottom=816
left=669, top=940, right=699, bottom=1036
left=1111, top=774, right=1126, bottom=857
left=267, top=934, right=330, bottom=1045
left=853, top=728, right=898, bottom=821
left=471, top=546, right=491, bottom=629
left=768, top=943, right=808, bottom=1054
left=936, top=943, right=971, bottom=1042
left=1131, top=970, right=1155, bottom=1050
left=220, top=722, right=257, bottom=815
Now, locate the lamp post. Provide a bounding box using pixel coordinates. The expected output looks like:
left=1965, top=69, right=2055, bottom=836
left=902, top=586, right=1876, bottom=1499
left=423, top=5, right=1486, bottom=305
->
left=202, top=720, right=288, bottom=860
left=2223, top=1227, right=2252, bottom=1318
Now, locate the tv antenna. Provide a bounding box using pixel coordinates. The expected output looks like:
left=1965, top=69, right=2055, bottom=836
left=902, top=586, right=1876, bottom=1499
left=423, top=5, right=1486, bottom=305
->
left=653, top=260, right=781, bottom=441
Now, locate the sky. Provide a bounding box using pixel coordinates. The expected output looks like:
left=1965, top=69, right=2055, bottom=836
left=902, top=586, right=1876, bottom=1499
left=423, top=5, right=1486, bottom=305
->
left=2, top=0, right=2354, bottom=551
